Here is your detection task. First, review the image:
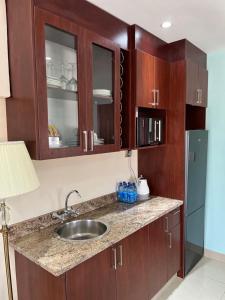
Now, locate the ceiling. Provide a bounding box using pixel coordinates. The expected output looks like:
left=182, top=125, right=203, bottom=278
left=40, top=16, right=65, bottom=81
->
left=88, top=0, right=225, bottom=53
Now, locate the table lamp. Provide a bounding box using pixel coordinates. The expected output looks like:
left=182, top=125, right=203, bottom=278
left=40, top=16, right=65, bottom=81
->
left=0, top=141, right=40, bottom=300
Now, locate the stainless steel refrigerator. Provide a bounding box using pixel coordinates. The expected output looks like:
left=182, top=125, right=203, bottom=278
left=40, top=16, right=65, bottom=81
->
left=185, top=130, right=208, bottom=275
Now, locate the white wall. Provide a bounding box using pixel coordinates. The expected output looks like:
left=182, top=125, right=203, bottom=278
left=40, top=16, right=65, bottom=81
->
left=0, top=2, right=138, bottom=299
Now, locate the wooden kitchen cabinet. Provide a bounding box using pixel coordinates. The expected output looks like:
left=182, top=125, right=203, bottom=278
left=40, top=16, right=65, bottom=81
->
left=85, top=30, right=120, bottom=154
left=6, top=3, right=121, bottom=159
left=35, top=8, right=87, bottom=159
left=135, top=49, right=169, bottom=109
left=15, top=252, right=67, bottom=300
left=198, top=65, right=208, bottom=107
left=116, top=226, right=150, bottom=300
left=149, top=217, right=168, bottom=299
left=66, top=247, right=116, bottom=300
left=148, top=208, right=181, bottom=299
left=154, top=57, right=170, bottom=109
left=135, top=50, right=155, bottom=108
left=167, top=224, right=181, bottom=280
left=15, top=212, right=181, bottom=300
left=186, top=60, right=208, bottom=107
left=67, top=226, right=150, bottom=300
left=166, top=208, right=181, bottom=280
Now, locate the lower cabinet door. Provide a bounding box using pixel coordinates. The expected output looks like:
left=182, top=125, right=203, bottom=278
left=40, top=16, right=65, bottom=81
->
left=149, top=217, right=168, bottom=299
left=167, top=224, right=181, bottom=280
left=116, top=226, right=150, bottom=300
left=66, top=248, right=116, bottom=300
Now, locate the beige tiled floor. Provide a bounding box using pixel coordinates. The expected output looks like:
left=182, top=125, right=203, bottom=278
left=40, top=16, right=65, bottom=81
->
left=152, top=257, right=225, bottom=300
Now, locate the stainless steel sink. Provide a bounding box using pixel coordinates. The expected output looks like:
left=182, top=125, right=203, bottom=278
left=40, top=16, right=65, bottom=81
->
left=56, top=219, right=109, bottom=241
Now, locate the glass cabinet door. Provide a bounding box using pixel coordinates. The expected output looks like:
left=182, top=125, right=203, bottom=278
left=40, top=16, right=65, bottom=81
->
left=92, top=44, right=114, bottom=146
left=88, top=36, right=120, bottom=152
left=35, top=9, right=86, bottom=159
left=45, top=25, right=79, bottom=149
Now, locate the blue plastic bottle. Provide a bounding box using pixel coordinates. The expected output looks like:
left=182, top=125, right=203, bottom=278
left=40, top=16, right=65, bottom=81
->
left=122, top=182, right=128, bottom=202
left=127, top=182, right=132, bottom=203
left=117, top=182, right=123, bottom=201
left=129, top=183, right=136, bottom=203
left=133, top=183, right=137, bottom=202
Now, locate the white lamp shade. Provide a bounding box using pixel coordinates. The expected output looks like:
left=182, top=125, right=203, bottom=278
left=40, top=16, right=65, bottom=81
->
left=0, top=141, right=40, bottom=199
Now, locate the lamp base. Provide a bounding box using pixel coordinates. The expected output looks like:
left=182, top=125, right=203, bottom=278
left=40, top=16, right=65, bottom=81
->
left=0, top=202, right=13, bottom=300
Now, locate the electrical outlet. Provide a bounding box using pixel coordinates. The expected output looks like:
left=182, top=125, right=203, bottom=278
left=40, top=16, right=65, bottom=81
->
left=126, top=150, right=132, bottom=157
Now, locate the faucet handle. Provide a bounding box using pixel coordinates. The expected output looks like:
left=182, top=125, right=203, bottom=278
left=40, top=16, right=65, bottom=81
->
left=52, top=211, right=65, bottom=221
left=65, top=206, right=80, bottom=216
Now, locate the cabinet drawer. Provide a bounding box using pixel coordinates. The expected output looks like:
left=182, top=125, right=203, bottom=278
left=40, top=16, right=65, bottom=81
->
left=165, top=208, right=181, bottom=231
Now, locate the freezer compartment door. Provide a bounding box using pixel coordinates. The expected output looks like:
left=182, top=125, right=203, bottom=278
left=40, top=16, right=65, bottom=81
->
left=185, top=130, right=208, bottom=216
left=185, top=206, right=205, bottom=275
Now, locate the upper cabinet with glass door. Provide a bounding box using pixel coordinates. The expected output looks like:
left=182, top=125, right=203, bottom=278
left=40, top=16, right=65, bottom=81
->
left=35, top=9, right=87, bottom=159
left=86, top=32, right=120, bottom=153
left=6, top=7, right=121, bottom=160
left=45, top=25, right=79, bottom=149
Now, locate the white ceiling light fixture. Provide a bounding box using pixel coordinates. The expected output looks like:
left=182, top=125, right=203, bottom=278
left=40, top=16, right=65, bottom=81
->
left=161, top=21, right=172, bottom=29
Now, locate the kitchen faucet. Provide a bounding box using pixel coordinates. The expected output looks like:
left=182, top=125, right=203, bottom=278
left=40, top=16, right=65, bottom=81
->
left=52, top=189, right=82, bottom=221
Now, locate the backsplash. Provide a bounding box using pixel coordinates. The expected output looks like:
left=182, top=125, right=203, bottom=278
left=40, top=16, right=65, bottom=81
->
left=6, top=150, right=137, bottom=225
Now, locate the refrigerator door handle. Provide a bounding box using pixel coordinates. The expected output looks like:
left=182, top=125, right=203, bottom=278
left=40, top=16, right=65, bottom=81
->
left=189, top=152, right=196, bottom=162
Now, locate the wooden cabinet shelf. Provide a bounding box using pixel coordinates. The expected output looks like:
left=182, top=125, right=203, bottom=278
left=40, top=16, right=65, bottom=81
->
left=93, top=94, right=113, bottom=104
left=47, top=86, right=77, bottom=101
left=137, top=144, right=166, bottom=150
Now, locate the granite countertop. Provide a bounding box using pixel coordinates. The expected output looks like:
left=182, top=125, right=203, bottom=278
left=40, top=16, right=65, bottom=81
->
left=10, top=196, right=183, bottom=277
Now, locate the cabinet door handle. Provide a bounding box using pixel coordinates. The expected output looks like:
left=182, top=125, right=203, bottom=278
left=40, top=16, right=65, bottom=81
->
left=118, top=245, right=123, bottom=267
left=90, top=130, right=94, bottom=151
left=200, top=89, right=203, bottom=104
left=158, top=120, right=162, bottom=142
left=196, top=89, right=199, bottom=103
left=168, top=232, right=172, bottom=249
left=156, top=90, right=160, bottom=105
left=112, top=248, right=117, bottom=270
left=83, top=131, right=88, bottom=152
left=165, top=216, right=169, bottom=232
left=196, top=89, right=201, bottom=104
left=150, top=90, right=156, bottom=105
left=154, top=120, right=157, bottom=142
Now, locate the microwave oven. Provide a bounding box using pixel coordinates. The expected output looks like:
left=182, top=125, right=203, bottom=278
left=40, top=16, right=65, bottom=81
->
left=137, top=117, right=163, bottom=147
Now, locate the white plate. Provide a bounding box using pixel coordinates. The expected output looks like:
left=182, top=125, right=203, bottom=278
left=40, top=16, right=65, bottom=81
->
left=93, top=89, right=111, bottom=96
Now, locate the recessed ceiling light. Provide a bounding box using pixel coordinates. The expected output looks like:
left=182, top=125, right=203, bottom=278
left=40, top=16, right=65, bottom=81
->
left=46, top=56, right=52, bottom=61
left=161, top=21, right=172, bottom=29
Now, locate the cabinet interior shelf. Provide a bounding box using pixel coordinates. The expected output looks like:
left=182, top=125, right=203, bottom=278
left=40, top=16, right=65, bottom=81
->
left=49, top=143, right=78, bottom=149
left=137, top=144, right=166, bottom=150
left=47, top=86, right=78, bottom=101
left=93, top=94, right=113, bottom=105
